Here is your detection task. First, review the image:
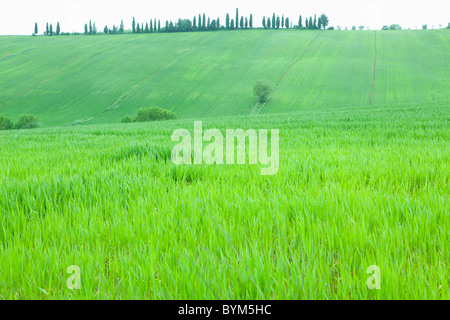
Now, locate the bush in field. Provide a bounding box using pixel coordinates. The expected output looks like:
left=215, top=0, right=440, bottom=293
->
left=0, top=116, right=13, bottom=130
left=15, top=114, right=39, bottom=129
left=253, top=80, right=273, bottom=103
left=133, top=107, right=177, bottom=123
left=121, top=114, right=133, bottom=123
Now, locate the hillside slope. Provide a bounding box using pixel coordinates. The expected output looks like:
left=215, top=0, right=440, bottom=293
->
left=0, top=29, right=448, bottom=127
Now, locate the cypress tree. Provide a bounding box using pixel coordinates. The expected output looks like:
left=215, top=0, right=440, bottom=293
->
left=217, top=17, right=220, bottom=28
left=158, top=20, right=161, bottom=32
left=56, top=22, right=60, bottom=35
left=299, top=15, right=302, bottom=29
left=193, top=16, right=197, bottom=30
left=89, top=20, right=92, bottom=34
left=250, top=14, right=253, bottom=29
left=240, top=17, right=244, bottom=29
left=208, top=17, right=211, bottom=30
left=276, top=15, right=280, bottom=29
left=285, top=17, right=290, bottom=29
left=104, top=25, right=108, bottom=34
left=46, top=22, right=49, bottom=35
left=231, top=19, right=234, bottom=30
left=267, top=18, right=271, bottom=29
left=245, top=17, right=248, bottom=29
left=309, top=17, right=313, bottom=29
left=34, top=22, right=38, bottom=35
left=282, top=15, right=285, bottom=28
left=262, top=17, right=266, bottom=29
left=226, top=13, right=230, bottom=29
left=198, top=14, right=202, bottom=30
left=132, top=17, right=136, bottom=33
left=203, top=14, right=206, bottom=30
left=120, top=20, right=124, bottom=33
left=305, top=18, right=308, bottom=29
left=272, top=13, right=276, bottom=28
left=84, top=23, right=88, bottom=34
left=236, top=8, right=239, bottom=29
left=50, top=23, right=53, bottom=36
left=314, top=14, right=317, bottom=29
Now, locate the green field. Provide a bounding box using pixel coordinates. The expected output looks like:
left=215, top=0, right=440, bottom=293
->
left=0, top=30, right=448, bottom=125
left=0, top=30, right=449, bottom=299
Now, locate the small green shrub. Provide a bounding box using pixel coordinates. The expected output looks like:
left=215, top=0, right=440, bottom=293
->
left=121, top=114, right=133, bottom=123
left=133, top=107, right=177, bottom=123
left=253, top=80, right=273, bottom=103
left=15, top=114, right=39, bottom=129
left=0, top=116, right=13, bottom=130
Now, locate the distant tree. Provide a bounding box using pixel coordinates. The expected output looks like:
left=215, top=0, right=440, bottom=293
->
left=193, top=16, right=197, bottom=30
left=230, top=19, right=235, bottom=30
left=34, top=22, right=38, bottom=35
left=314, top=14, right=317, bottom=29
left=262, top=17, right=266, bottom=29
left=207, top=17, right=211, bottom=30
left=359, top=26, right=364, bottom=30
left=285, top=17, right=290, bottom=29
left=56, top=22, right=60, bottom=35
left=203, top=14, right=206, bottom=30
left=121, top=115, right=133, bottom=123
left=49, top=23, right=53, bottom=36
left=352, top=26, right=356, bottom=30
left=319, top=14, right=329, bottom=29
left=134, top=107, right=177, bottom=122
left=136, top=23, right=140, bottom=33
left=276, top=16, right=280, bottom=29
left=240, top=17, right=244, bottom=29
left=198, top=14, right=202, bottom=31
left=382, top=25, right=389, bottom=30
left=309, top=17, right=313, bottom=29
left=119, top=20, right=124, bottom=33
left=282, top=15, right=285, bottom=28
left=422, top=24, right=427, bottom=30
left=226, top=14, right=230, bottom=29
left=389, top=24, right=401, bottom=30
left=145, top=23, right=149, bottom=33
left=236, top=8, right=239, bottom=29
left=272, top=13, right=276, bottom=28
left=89, top=20, right=92, bottom=34
left=327, top=26, right=335, bottom=30
left=158, top=20, right=161, bottom=32
left=245, top=17, right=248, bottom=29
left=104, top=25, right=108, bottom=34
left=267, top=18, right=271, bottom=29
left=298, top=15, right=303, bottom=29
left=217, top=17, right=220, bottom=29
left=15, top=115, right=39, bottom=129
left=0, top=116, right=13, bottom=130
left=46, top=23, right=49, bottom=35
left=253, top=81, right=273, bottom=103
left=447, top=22, right=450, bottom=29
left=132, top=17, right=136, bottom=33
left=249, top=14, right=253, bottom=28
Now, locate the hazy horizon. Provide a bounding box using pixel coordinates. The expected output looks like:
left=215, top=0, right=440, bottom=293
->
left=0, top=0, right=448, bottom=35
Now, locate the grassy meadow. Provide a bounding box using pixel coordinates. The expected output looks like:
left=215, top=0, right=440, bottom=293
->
left=0, top=29, right=449, bottom=299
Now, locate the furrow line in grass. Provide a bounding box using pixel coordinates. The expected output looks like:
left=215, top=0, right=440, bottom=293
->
left=369, top=31, right=377, bottom=105
left=101, top=33, right=215, bottom=116
left=251, top=31, right=323, bottom=115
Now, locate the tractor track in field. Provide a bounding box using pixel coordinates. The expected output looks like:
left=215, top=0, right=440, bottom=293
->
left=369, top=31, right=377, bottom=105
left=101, top=34, right=215, bottom=115
left=251, top=31, right=322, bottom=115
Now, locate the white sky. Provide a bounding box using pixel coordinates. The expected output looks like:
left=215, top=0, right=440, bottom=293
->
left=0, top=0, right=448, bottom=35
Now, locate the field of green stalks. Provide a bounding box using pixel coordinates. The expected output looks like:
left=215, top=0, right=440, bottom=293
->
left=0, top=102, right=448, bottom=299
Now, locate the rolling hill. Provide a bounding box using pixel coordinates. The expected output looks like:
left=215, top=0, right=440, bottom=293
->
left=0, top=29, right=448, bottom=127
